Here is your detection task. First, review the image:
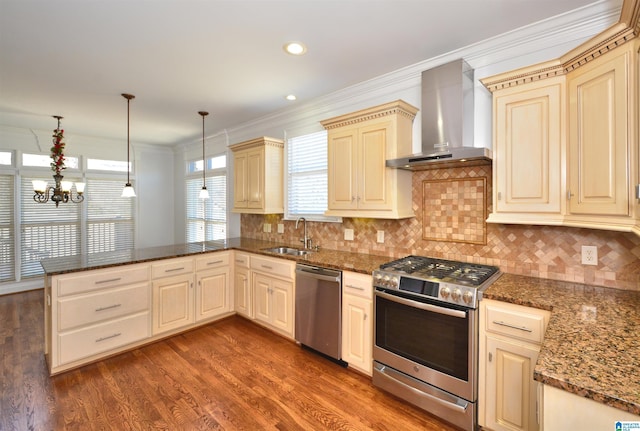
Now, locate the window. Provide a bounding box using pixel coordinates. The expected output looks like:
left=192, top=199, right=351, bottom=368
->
left=20, top=175, right=81, bottom=278
left=186, top=156, right=227, bottom=242
left=87, top=158, right=129, bottom=172
left=86, top=178, right=134, bottom=253
left=0, top=175, right=14, bottom=283
left=0, top=151, right=12, bottom=165
left=23, top=153, right=79, bottom=169
left=286, top=130, right=337, bottom=221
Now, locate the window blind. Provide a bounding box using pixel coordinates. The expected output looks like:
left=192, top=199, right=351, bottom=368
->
left=287, top=131, right=333, bottom=220
left=186, top=173, right=227, bottom=243
left=0, top=175, right=15, bottom=282
left=87, top=178, right=134, bottom=253
left=20, top=176, right=81, bottom=278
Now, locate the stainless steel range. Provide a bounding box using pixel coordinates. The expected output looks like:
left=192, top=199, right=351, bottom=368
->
left=372, top=255, right=500, bottom=431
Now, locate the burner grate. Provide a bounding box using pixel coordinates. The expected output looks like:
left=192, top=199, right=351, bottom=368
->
left=380, top=255, right=498, bottom=286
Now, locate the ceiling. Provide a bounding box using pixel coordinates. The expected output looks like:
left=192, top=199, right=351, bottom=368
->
left=0, top=0, right=605, bottom=148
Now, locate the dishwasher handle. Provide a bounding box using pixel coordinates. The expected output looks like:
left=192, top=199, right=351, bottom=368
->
left=296, top=264, right=341, bottom=283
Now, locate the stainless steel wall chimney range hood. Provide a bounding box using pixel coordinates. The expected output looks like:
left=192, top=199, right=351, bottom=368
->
left=386, top=59, right=491, bottom=170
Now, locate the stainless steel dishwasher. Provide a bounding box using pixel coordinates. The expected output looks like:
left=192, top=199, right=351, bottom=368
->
left=295, top=264, right=342, bottom=361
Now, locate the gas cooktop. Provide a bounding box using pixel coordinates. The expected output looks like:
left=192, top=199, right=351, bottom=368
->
left=379, top=255, right=499, bottom=286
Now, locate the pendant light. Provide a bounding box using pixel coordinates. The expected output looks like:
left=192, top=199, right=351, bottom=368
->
left=121, top=93, right=136, bottom=197
left=198, top=111, right=210, bottom=200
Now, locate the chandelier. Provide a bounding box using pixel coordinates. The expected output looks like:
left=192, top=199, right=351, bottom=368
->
left=32, top=115, right=85, bottom=207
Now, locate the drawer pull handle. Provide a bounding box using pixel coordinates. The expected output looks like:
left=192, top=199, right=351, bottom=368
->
left=95, top=303, right=122, bottom=312
left=95, top=277, right=122, bottom=285
left=261, top=265, right=273, bottom=270
left=207, top=260, right=223, bottom=266
left=165, top=267, right=185, bottom=273
left=493, top=320, right=532, bottom=333
left=96, top=333, right=122, bottom=343
left=235, top=259, right=245, bottom=264
left=346, top=284, right=365, bottom=291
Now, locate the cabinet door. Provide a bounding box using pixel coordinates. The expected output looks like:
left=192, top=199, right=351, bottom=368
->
left=485, top=336, right=540, bottom=431
left=494, top=80, right=563, bottom=215
left=253, top=273, right=272, bottom=324
left=568, top=48, right=629, bottom=216
left=196, top=268, right=229, bottom=321
left=358, top=121, right=391, bottom=210
left=270, top=278, right=293, bottom=336
left=341, top=293, right=372, bottom=375
left=152, top=274, right=194, bottom=335
left=233, top=151, right=248, bottom=209
left=234, top=266, right=251, bottom=318
left=327, top=128, right=358, bottom=210
left=247, top=148, right=264, bottom=209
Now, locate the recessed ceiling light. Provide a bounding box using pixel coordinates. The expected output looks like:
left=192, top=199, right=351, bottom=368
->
left=285, top=94, right=297, bottom=101
left=283, top=41, right=307, bottom=55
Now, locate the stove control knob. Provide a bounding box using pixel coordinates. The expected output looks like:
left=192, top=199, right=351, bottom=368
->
left=440, top=287, right=450, bottom=299
left=391, top=276, right=399, bottom=287
left=462, top=291, right=474, bottom=304
left=451, top=289, right=462, bottom=302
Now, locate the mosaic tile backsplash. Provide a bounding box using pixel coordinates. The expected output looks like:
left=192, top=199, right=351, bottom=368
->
left=241, top=165, right=640, bottom=290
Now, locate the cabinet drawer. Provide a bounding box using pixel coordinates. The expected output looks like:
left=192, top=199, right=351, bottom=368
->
left=58, top=282, right=150, bottom=331
left=251, top=255, right=294, bottom=280
left=484, top=302, right=548, bottom=344
left=196, top=252, right=229, bottom=272
left=58, top=311, right=150, bottom=365
left=57, top=264, right=149, bottom=297
left=234, top=252, right=250, bottom=268
left=343, top=271, right=373, bottom=300
left=151, top=257, right=194, bottom=279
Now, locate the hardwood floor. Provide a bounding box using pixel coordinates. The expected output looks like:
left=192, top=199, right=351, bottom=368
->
left=1, top=290, right=459, bottom=431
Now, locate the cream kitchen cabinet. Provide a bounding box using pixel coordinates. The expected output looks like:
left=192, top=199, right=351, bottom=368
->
left=479, top=299, right=550, bottom=431
left=485, top=77, right=566, bottom=225
left=195, top=252, right=232, bottom=322
left=233, top=251, right=252, bottom=318
left=567, top=42, right=633, bottom=221
left=151, top=257, right=195, bottom=335
left=45, top=263, right=151, bottom=375
left=321, top=100, right=418, bottom=219
left=231, top=136, right=284, bottom=214
left=341, top=271, right=373, bottom=375
left=250, top=254, right=295, bottom=338
left=482, top=19, right=640, bottom=236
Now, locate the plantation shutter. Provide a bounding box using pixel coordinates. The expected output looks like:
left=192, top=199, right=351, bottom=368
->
left=0, top=175, right=15, bottom=282
left=86, top=178, right=134, bottom=253
left=186, top=173, right=226, bottom=242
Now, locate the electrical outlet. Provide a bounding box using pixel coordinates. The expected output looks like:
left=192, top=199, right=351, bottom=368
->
left=581, top=245, right=597, bottom=265
left=377, top=230, right=385, bottom=243
left=344, top=228, right=354, bottom=241
left=263, top=223, right=271, bottom=233
left=277, top=223, right=284, bottom=234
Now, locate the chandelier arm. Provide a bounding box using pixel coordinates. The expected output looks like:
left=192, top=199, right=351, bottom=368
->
left=70, top=192, right=84, bottom=203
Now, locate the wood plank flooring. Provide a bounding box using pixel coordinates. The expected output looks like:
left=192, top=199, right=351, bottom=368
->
left=1, top=290, right=459, bottom=430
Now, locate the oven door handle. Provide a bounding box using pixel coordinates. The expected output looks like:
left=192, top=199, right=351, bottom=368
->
left=375, top=290, right=467, bottom=319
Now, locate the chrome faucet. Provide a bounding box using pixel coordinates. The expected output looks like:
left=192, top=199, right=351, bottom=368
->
left=295, top=217, right=312, bottom=249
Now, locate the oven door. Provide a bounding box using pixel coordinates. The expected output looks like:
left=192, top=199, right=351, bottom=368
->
left=373, top=288, right=477, bottom=402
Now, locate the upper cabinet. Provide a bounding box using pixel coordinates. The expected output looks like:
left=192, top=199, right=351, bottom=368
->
left=321, top=100, right=418, bottom=219
left=231, top=137, right=284, bottom=214
left=482, top=0, right=640, bottom=236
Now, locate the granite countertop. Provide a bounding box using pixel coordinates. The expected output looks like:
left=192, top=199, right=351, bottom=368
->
left=484, top=273, right=640, bottom=416
left=40, top=237, right=390, bottom=277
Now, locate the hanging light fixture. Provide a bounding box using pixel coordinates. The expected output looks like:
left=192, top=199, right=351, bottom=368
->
left=198, top=111, right=210, bottom=200
left=121, top=93, right=136, bottom=197
left=32, top=115, right=85, bottom=207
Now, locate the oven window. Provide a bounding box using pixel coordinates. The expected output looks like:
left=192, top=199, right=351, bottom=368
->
left=375, top=294, right=469, bottom=381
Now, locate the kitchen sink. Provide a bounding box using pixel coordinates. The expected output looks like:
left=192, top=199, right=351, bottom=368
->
left=262, top=246, right=313, bottom=256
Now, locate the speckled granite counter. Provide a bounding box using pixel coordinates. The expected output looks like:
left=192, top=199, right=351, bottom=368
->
left=484, top=273, right=640, bottom=416
left=40, top=237, right=390, bottom=277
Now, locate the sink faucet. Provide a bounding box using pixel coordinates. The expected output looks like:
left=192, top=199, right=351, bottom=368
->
left=295, top=217, right=312, bottom=249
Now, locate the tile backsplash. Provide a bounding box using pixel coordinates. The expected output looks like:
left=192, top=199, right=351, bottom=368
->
left=241, top=165, right=640, bottom=290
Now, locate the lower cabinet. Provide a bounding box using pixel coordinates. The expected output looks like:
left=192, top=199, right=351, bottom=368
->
left=250, top=254, right=295, bottom=339
left=152, top=273, right=195, bottom=335
left=233, top=251, right=252, bottom=318
left=341, top=271, right=373, bottom=375
left=195, top=253, right=231, bottom=321
left=479, top=299, right=550, bottom=431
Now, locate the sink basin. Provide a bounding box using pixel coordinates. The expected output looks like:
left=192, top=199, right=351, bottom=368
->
left=262, top=246, right=313, bottom=256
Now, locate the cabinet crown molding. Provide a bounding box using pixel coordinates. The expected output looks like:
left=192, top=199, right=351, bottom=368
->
left=482, top=0, right=639, bottom=92
left=229, top=136, right=284, bottom=151
left=320, top=99, right=418, bottom=130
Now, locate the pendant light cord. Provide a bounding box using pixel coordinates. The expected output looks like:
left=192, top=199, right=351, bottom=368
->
left=122, top=94, right=135, bottom=185
left=198, top=111, right=209, bottom=187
